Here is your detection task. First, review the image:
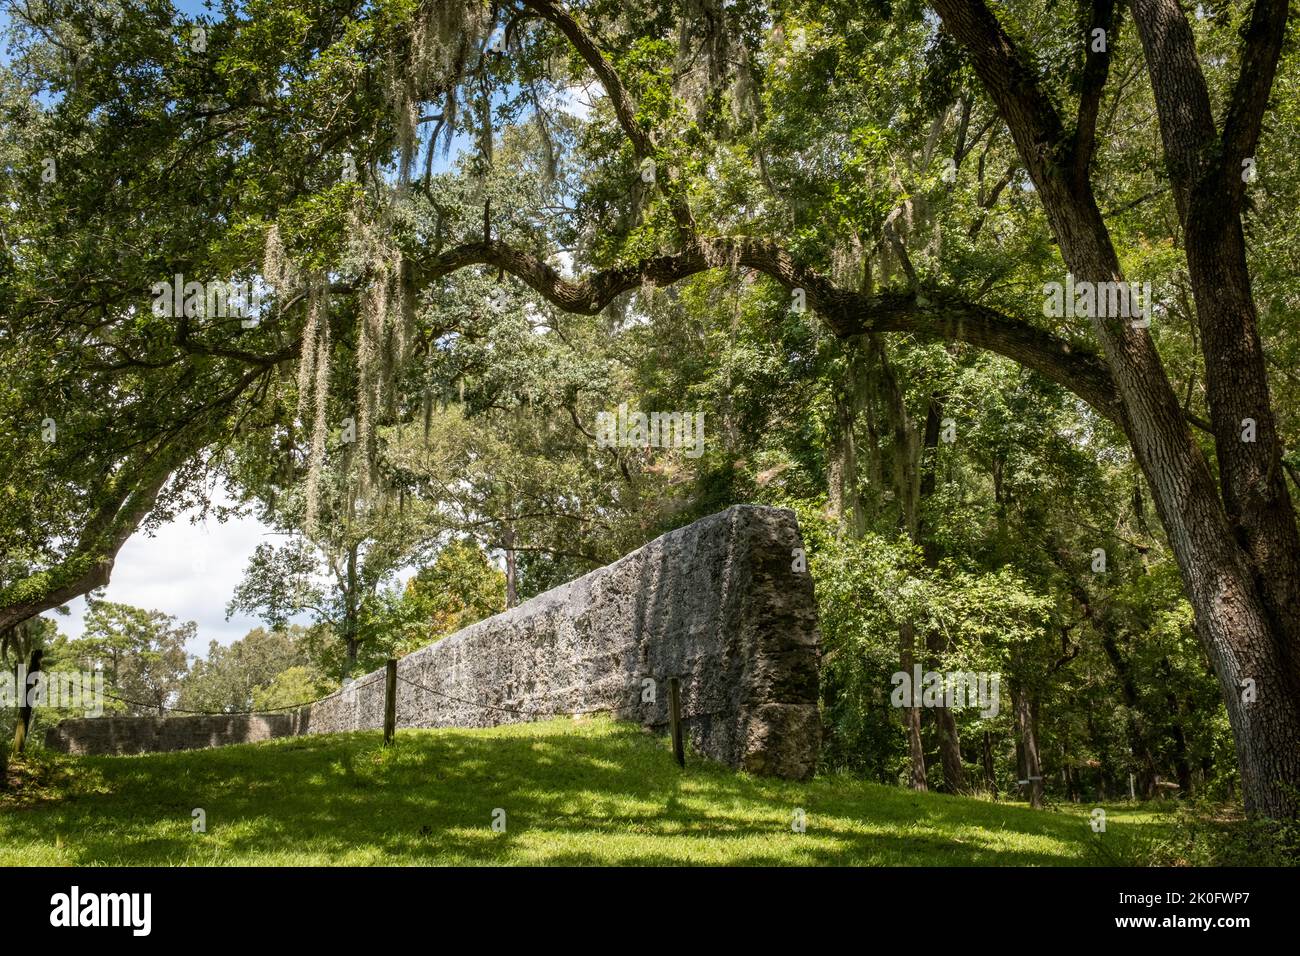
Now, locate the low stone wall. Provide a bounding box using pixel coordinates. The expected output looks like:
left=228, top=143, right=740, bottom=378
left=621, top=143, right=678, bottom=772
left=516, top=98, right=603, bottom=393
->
left=46, top=713, right=299, bottom=756
left=46, top=504, right=823, bottom=778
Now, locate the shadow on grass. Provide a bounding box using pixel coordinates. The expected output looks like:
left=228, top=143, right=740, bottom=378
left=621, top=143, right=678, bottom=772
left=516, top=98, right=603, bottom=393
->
left=0, top=720, right=1136, bottom=866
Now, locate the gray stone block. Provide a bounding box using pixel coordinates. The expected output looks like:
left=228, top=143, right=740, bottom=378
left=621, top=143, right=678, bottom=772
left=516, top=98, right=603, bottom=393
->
left=46, top=713, right=299, bottom=756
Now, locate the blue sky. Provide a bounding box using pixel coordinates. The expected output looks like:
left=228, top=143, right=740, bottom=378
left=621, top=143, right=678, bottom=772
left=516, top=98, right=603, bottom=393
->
left=13, top=2, right=592, bottom=655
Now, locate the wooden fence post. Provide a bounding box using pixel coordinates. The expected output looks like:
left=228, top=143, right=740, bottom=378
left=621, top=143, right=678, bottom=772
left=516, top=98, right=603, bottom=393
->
left=668, top=677, right=685, bottom=768
left=383, top=659, right=398, bottom=746
left=13, top=649, right=42, bottom=756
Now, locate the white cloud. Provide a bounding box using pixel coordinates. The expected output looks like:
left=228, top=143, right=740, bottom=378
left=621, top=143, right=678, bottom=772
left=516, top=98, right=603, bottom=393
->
left=551, top=81, right=601, bottom=121
left=46, top=491, right=296, bottom=655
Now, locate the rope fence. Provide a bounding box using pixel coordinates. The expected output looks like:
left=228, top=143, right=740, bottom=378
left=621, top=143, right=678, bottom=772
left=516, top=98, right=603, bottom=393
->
left=93, top=673, right=386, bottom=718
left=47, top=662, right=689, bottom=767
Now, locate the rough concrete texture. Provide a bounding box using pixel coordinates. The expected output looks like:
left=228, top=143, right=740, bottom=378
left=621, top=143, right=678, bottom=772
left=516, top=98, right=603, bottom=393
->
left=46, top=713, right=299, bottom=756
left=302, top=504, right=822, bottom=778
left=46, top=505, right=822, bottom=778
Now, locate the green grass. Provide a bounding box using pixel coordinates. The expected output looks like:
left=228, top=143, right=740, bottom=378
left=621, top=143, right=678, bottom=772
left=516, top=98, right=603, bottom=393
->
left=0, top=718, right=1165, bottom=866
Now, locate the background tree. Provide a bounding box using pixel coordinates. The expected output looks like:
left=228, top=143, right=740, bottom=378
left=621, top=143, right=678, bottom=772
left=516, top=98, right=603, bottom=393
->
left=401, top=539, right=506, bottom=648
left=54, top=600, right=191, bottom=715
left=178, top=624, right=319, bottom=713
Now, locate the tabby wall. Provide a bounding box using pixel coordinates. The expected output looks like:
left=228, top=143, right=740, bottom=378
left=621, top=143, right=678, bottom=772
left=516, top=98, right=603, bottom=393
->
left=46, top=714, right=299, bottom=756
left=48, top=505, right=822, bottom=779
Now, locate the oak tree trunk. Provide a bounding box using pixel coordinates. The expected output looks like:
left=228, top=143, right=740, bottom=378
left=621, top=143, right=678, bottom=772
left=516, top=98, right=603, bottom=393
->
left=931, top=0, right=1300, bottom=818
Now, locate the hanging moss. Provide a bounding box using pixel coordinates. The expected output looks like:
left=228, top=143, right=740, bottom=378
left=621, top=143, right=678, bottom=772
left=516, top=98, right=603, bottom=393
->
left=291, top=2, right=494, bottom=523
left=262, top=223, right=299, bottom=293
left=303, top=301, right=331, bottom=536
left=292, top=277, right=331, bottom=536
left=294, top=280, right=324, bottom=434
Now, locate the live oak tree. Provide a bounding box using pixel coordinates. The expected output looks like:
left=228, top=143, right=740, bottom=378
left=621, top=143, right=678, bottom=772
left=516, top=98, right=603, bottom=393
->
left=487, top=0, right=1300, bottom=818
left=3, top=0, right=1299, bottom=816
left=924, top=0, right=1300, bottom=818
left=411, top=0, right=1300, bottom=815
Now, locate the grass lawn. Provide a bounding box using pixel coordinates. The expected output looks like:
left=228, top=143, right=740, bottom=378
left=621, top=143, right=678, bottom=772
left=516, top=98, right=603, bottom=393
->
left=0, top=717, right=1166, bottom=866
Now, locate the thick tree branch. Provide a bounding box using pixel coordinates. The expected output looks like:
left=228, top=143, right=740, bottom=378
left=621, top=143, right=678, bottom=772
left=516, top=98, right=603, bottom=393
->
left=0, top=369, right=265, bottom=632
left=520, top=0, right=651, bottom=158
left=1073, top=0, right=1117, bottom=189
left=1126, top=0, right=1220, bottom=224
left=1127, top=0, right=1286, bottom=221
left=0, top=448, right=175, bottom=635
left=1221, top=0, right=1290, bottom=204
left=520, top=0, right=696, bottom=233
left=415, top=237, right=1124, bottom=425
left=930, top=0, right=1072, bottom=195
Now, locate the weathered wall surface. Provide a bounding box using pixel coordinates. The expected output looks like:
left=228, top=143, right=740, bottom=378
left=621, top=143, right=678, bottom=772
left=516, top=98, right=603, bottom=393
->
left=302, top=505, right=821, bottom=778
left=45, top=714, right=299, bottom=756
left=46, top=505, right=823, bottom=778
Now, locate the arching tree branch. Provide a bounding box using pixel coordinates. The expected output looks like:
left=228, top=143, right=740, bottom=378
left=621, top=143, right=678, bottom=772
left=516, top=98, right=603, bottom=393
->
left=0, top=368, right=266, bottom=633
left=415, top=236, right=1124, bottom=425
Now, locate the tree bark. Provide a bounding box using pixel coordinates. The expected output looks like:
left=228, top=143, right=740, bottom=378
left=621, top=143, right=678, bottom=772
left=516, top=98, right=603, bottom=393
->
left=828, top=344, right=868, bottom=538
left=918, top=392, right=968, bottom=794
left=1012, top=681, right=1044, bottom=809
left=931, top=0, right=1300, bottom=819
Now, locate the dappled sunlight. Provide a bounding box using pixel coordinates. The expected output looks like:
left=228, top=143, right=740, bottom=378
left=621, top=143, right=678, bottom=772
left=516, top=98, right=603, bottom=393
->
left=0, top=719, right=1167, bottom=866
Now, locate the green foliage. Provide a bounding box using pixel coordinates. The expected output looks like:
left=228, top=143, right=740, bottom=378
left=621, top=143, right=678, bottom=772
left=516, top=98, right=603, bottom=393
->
left=400, top=538, right=505, bottom=651
left=0, top=614, right=57, bottom=667
left=251, top=664, right=335, bottom=711
left=50, top=600, right=192, bottom=714
left=179, top=625, right=318, bottom=713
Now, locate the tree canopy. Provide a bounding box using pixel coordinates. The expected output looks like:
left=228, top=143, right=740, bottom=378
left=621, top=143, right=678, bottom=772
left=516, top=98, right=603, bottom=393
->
left=3, top=0, right=1300, bottom=820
